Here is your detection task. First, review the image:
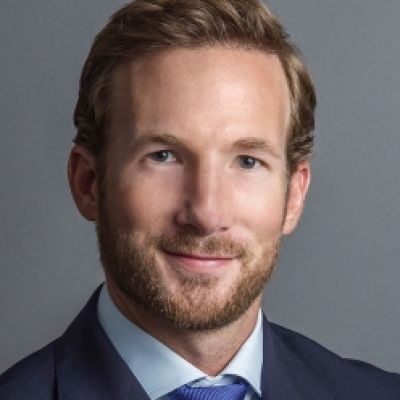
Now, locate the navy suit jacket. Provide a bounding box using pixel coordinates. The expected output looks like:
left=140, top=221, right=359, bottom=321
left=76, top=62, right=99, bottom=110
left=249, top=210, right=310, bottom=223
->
left=1, top=287, right=400, bottom=399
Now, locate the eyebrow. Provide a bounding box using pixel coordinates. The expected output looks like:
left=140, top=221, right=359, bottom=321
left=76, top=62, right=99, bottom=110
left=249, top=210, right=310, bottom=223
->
left=132, top=131, right=281, bottom=158
left=231, top=137, right=281, bottom=158
left=132, top=132, right=182, bottom=149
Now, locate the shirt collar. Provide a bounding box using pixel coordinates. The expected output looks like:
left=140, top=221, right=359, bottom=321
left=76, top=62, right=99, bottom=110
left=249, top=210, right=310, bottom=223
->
left=97, top=284, right=263, bottom=399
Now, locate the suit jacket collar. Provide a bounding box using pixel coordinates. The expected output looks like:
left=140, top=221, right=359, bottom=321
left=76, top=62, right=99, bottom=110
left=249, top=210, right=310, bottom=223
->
left=262, top=316, right=336, bottom=400
left=55, top=286, right=150, bottom=400
left=54, top=287, right=335, bottom=400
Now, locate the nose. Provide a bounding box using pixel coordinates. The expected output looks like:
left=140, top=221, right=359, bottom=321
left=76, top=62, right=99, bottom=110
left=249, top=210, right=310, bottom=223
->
left=174, top=164, right=232, bottom=236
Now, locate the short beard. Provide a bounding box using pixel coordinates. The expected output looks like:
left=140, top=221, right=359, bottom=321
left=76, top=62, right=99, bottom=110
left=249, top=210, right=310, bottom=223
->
left=96, top=177, right=282, bottom=331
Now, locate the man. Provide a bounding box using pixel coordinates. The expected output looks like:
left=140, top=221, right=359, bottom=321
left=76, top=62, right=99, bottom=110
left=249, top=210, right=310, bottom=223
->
left=1, top=0, right=399, bottom=399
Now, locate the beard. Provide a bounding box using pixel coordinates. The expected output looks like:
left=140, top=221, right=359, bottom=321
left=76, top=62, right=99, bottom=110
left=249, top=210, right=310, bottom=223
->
left=96, top=193, right=282, bottom=332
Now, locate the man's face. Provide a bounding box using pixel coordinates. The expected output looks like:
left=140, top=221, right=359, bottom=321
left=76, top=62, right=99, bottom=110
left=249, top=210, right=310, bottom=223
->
left=96, top=47, right=304, bottom=330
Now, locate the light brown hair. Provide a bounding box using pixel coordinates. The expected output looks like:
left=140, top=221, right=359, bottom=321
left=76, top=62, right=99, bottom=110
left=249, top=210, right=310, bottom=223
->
left=73, top=0, right=316, bottom=174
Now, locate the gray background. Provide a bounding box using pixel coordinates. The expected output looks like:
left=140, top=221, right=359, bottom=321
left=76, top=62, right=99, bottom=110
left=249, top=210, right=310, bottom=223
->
left=1, top=0, right=399, bottom=374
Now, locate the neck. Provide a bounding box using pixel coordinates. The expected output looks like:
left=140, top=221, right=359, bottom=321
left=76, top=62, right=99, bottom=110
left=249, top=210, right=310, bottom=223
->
left=106, top=281, right=261, bottom=376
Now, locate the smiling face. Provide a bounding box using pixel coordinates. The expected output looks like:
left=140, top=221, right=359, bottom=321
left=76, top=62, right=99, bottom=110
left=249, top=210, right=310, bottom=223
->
left=88, top=47, right=310, bottom=330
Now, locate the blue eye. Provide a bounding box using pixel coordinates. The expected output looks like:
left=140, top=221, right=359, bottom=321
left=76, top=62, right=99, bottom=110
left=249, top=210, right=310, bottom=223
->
left=238, top=156, right=260, bottom=169
left=148, top=150, right=177, bottom=163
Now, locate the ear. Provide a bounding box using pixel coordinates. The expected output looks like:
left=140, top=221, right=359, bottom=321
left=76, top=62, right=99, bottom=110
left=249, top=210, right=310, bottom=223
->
left=282, top=161, right=311, bottom=235
left=67, top=145, right=99, bottom=221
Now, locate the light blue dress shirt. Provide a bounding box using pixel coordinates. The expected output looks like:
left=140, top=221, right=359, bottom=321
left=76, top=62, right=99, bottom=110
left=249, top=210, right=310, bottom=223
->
left=97, top=284, right=263, bottom=400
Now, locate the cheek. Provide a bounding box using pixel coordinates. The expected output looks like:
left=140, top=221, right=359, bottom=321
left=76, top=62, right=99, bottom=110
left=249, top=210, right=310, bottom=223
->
left=108, top=168, right=183, bottom=230
left=232, top=174, right=287, bottom=235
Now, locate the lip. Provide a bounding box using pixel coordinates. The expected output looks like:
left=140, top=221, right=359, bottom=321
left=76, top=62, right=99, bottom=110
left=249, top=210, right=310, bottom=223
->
left=163, top=250, right=236, bottom=273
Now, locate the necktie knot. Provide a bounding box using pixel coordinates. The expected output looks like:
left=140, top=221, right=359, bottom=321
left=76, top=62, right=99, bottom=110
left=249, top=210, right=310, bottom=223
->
left=170, top=381, right=247, bottom=400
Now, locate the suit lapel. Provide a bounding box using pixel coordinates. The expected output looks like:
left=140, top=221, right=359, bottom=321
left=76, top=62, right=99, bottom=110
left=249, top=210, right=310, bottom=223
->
left=55, top=287, right=150, bottom=400
left=261, top=316, right=336, bottom=400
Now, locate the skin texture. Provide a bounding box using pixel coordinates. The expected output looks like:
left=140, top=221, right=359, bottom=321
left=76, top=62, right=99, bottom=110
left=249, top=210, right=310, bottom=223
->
left=68, top=46, right=310, bottom=375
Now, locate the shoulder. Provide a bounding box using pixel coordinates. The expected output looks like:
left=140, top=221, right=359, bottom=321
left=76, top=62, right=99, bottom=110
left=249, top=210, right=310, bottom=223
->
left=0, top=341, right=57, bottom=400
left=270, top=322, right=400, bottom=398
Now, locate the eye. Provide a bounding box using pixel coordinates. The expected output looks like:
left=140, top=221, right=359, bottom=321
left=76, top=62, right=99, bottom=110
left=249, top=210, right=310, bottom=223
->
left=148, top=150, right=177, bottom=163
left=237, top=155, right=261, bottom=169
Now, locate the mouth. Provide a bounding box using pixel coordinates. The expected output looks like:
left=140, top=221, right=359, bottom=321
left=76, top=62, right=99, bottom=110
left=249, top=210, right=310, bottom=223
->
left=162, top=250, right=237, bottom=273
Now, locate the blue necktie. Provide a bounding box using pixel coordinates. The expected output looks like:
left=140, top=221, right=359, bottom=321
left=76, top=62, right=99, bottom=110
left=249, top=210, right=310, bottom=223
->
left=170, top=381, right=248, bottom=400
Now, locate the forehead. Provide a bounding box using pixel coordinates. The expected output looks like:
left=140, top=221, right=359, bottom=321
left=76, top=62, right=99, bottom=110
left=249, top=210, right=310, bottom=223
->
left=108, top=46, right=290, bottom=151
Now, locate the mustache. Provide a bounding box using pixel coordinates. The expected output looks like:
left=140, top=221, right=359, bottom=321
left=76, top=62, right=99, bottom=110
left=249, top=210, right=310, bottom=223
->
left=154, top=233, right=248, bottom=259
